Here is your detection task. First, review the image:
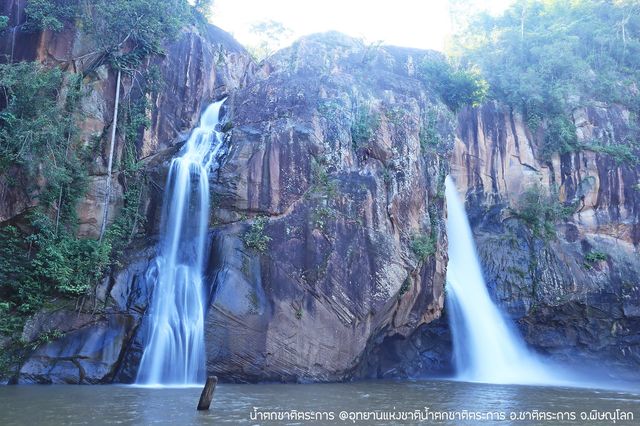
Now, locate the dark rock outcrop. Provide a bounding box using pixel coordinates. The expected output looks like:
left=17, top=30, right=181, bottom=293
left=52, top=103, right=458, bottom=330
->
left=10, top=27, right=453, bottom=383
left=3, top=15, right=255, bottom=383
left=204, top=33, right=451, bottom=382
left=449, top=102, right=640, bottom=375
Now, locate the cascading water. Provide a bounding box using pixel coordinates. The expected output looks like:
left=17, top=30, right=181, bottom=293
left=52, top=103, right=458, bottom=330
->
left=444, top=176, right=556, bottom=385
left=136, top=99, right=226, bottom=386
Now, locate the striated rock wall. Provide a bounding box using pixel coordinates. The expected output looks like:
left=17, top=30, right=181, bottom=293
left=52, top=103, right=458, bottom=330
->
left=450, top=102, right=640, bottom=374
left=5, top=15, right=256, bottom=383
left=203, top=34, right=452, bottom=382
left=12, top=12, right=635, bottom=383
left=356, top=100, right=640, bottom=379
left=0, top=3, right=253, bottom=234
left=10, top=27, right=453, bottom=383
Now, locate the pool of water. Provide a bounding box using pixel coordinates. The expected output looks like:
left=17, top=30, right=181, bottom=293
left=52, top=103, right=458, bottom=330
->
left=1, top=380, right=639, bottom=425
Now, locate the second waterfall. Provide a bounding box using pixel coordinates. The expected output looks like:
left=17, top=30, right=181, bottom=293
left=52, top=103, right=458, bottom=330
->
left=136, top=100, right=226, bottom=386
left=444, top=176, right=556, bottom=385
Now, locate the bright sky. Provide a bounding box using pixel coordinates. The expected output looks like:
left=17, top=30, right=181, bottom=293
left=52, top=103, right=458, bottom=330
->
left=211, top=0, right=512, bottom=52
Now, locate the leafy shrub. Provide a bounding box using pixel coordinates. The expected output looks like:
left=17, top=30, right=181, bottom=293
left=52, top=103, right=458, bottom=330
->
left=410, top=234, right=436, bottom=262
left=581, top=142, right=639, bottom=165
left=0, top=15, right=8, bottom=31
left=511, top=185, right=575, bottom=239
left=418, top=59, right=488, bottom=112
left=243, top=217, right=272, bottom=252
left=541, top=115, right=578, bottom=160
left=584, top=250, right=607, bottom=264
left=454, top=0, right=640, bottom=158
left=0, top=62, right=70, bottom=173
left=24, top=0, right=77, bottom=32
left=88, top=0, right=191, bottom=69
left=351, top=105, right=380, bottom=149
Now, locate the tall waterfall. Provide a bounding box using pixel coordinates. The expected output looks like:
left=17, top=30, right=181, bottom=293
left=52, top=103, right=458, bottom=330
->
left=444, top=176, right=556, bottom=385
left=136, top=99, right=226, bottom=386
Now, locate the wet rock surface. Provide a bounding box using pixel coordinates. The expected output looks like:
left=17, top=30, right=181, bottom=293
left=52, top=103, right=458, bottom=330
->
left=10, top=29, right=453, bottom=383
left=204, top=33, right=451, bottom=382
left=6, top=9, right=638, bottom=383
left=449, top=102, right=640, bottom=376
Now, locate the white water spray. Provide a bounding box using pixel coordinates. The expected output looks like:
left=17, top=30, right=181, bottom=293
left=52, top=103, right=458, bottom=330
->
left=136, top=99, right=226, bottom=386
left=444, top=176, right=557, bottom=385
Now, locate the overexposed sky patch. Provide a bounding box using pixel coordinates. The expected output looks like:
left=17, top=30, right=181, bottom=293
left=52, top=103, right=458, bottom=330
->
left=211, top=0, right=512, bottom=52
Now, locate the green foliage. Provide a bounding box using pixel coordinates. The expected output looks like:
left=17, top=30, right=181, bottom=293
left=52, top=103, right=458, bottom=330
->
left=243, top=217, right=272, bottom=252
left=0, top=15, right=8, bottom=31
left=351, top=105, right=380, bottom=149
left=311, top=206, right=335, bottom=231
left=410, top=234, right=436, bottom=262
left=418, top=59, right=488, bottom=112
left=0, top=220, right=110, bottom=311
left=584, top=250, right=607, bottom=264
left=0, top=62, right=71, bottom=177
left=454, top=0, right=640, bottom=157
left=511, top=184, right=575, bottom=239
left=581, top=141, right=639, bottom=165
left=0, top=61, right=88, bottom=225
left=87, top=0, right=191, bottom=70
left=24, top=0, right=77, bottom=32
left=541, top=115, right=578, bottom=160
left=24, top=0, right=193, bottom=69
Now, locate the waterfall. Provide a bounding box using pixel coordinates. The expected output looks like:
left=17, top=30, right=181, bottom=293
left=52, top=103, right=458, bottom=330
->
left=444, top=176, right=556, bottom=385
left=136, top=99, right=226, bottom=386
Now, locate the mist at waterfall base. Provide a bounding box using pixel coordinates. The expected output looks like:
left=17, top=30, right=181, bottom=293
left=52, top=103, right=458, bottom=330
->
left=135, top=100, right=226, bottom=386
left=443, top=176, right=611, bottom=388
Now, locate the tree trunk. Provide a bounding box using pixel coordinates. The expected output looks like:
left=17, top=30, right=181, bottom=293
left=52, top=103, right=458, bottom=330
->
left=197, top=376, right=218, bottom=411
left=99, top=68, right=122, bottom=242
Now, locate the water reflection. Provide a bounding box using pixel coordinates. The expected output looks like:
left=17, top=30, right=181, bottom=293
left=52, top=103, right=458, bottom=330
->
left=1, top=380, right=639, bottom=425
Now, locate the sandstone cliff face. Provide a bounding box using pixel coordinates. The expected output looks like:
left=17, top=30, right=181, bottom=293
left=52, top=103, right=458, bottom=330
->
left=352, top=101, right=640, bottom=379
left=2, top=11, right=255, bottom=382
left=450, top=102, right=640, bottom=373
left=9, top=24, right=453, bottom=382
left=0, top=0, right=252, bottom=234
left=203, top=34, right=451, bottom=382
left=9, top=5, right=635, bottom=384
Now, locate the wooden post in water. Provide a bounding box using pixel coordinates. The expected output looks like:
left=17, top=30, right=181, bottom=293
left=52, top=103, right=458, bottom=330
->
left=197, top=376, right=218, bottom=411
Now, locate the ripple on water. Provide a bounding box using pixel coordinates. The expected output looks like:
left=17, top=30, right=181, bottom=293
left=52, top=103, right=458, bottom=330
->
left=0, top=380, right=638, bottom=426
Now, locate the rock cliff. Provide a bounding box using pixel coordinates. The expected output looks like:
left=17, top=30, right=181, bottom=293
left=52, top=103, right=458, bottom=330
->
left=4, top=3, right=638, bottom=385
left=360, top=100, right=640, bottom=379
left=203, top=33, right=451, bottom=382
left=451, top=102, right=640, bottom=375
left=4, top=11, right=452, bottom=382
left=0, top=3, right=255, bottom=383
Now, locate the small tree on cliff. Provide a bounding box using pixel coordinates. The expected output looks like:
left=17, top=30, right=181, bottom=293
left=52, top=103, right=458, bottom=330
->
left=247, top=20, right=292, bottom=61
left=193, top=0, right=215, bottom=19
left=78, top=0, right=191, bottom=240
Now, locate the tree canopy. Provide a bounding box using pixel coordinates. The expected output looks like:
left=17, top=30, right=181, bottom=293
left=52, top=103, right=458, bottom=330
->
left=453, top=0, right=640, bottom=159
